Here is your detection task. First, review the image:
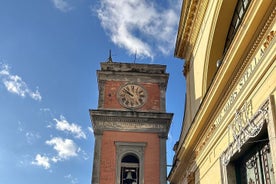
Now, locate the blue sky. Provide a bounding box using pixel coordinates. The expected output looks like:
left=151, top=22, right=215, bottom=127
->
left=0, top=0, right=185, bottom=183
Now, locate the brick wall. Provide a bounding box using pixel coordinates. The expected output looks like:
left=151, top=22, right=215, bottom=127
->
left=100, top=131, right=160, bottom=184
left=103, top=81, right=161, bottom=111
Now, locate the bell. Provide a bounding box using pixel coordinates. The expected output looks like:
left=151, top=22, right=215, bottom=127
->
left=126, top=171, right=133, bottom=180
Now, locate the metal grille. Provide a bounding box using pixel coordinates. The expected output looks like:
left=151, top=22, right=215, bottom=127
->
left=236, top=141, right=275, bottom=184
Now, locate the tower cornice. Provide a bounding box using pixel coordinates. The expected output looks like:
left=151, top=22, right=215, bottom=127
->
left=90, top=109, right=173, bottom=137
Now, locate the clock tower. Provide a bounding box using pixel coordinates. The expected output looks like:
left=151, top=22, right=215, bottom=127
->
left=90, top=60, right=173, bottom=184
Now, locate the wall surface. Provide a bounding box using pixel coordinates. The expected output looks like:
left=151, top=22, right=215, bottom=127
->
left=169, top=0, right=276, bottom=183
left=100, top=131, right=160, bottom=184
left=103, top=81, right=161, bottom=111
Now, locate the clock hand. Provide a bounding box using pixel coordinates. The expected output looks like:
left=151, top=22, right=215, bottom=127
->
left=123, top=89, right=134, bottom=97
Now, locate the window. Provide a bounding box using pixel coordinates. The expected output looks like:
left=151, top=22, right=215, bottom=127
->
left=224, top=0, right=252, bottom=53
left=115, top=142, right=146, bottom=184
left=121, top=154, right=139, bottom=184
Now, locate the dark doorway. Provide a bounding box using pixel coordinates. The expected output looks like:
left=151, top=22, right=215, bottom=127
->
left=235, top=140, right=275, bottom=184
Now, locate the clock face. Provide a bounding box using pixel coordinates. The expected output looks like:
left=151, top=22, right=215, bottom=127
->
left=118, top=84, right=147, bottom=109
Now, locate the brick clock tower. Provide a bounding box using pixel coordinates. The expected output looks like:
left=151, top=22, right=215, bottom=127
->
left=90, top=60, right=173, bottom=184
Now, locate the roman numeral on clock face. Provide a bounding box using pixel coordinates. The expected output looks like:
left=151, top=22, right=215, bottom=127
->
left=118, top=84, right=147, bottom=109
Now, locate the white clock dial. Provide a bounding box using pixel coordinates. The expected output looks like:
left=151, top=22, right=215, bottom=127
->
left=118, top=84, right=147, bottom=109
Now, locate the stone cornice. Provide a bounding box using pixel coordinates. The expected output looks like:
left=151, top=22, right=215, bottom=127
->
left=174, top=0, right=209, bottom=61
left=100, top=62, right=167, bottom=74
left=97, top=70, right=169, bottom=84
left=97, top=62, right=169, bottom=88
left=90, top=109, right=173, bottom=137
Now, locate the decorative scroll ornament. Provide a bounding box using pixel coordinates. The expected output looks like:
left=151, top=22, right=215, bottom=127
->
left=230, top=101, right=264, bottom=152
left=221, top=100, right=269, bottom=166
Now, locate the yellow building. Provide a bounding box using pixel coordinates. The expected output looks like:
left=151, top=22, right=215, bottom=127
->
left=169, top=0, right=276, bottom=183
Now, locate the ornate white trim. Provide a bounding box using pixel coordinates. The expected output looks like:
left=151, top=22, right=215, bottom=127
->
left=221, top=100, right=269, bottom=166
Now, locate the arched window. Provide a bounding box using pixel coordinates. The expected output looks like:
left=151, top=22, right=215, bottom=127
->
left=224, top=0, right=252, bottom=54
left=120, top=154, right=139, bottom=184
left=204, top=0, right=252, bottom=94
left=115, top=142, right=146, bottom=184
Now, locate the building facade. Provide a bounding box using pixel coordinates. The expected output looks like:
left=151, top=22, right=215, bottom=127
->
left=90, top=61, right=173, bottom=184
left=169, top=0, right=276, bottom=183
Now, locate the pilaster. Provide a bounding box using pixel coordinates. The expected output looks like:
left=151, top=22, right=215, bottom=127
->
left=91, top=133, right=102, bottom=184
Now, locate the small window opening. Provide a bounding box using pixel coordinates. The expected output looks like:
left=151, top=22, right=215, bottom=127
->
left=121, top=154, right=139, bottom=184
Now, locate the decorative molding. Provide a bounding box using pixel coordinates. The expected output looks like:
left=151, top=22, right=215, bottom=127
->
left=115, top=142, right=147, bottom=156
left=97, top=71, right=169, bottom=84
left=221, top=99, right=269, bottom=166
left=195, top=124, right=216, bottom=157
left=194, top=9, right=276, bottom=156
left=264, top=30, right=275, bottom=49
left=228, top=6, right=276, bottom=88
left=187, top=152, right=197, bottom=172
left=187, top=172, right=195, bottom=184
left=100, top=62, right=167, bottom=74
left=175, top=0, right=209, bottom=60
left=94, top=120, right=167, bottom=130
left=90, top=110, right=173, bottom=136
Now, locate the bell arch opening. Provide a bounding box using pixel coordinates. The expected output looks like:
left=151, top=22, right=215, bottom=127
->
left=120, top=154, right=140, bottom=184
left=115, top=142, right=146, bottom=184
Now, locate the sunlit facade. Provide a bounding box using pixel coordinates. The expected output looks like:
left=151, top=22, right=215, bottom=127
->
left=169, top=0, right=276, bottom=183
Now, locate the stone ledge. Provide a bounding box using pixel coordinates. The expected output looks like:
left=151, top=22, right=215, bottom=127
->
left=90, top=109, right=173, bottom=136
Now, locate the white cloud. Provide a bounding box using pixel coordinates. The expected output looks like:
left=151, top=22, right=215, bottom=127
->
left=17, top=121, right=24, bottom=132
left=40, top=108, right=51, bottom=112
left=88, top=127, right=93, bottom=134
left=17, top=154, right=32, bottom=168
left=0, top=64, right=9, bottom=75
left=54, top=115, right=86, bottom=139
left=65, top=174, right=79, bottom=184
left=46, top=137, right=78, bottom=159
left=51, top=0, right=73, bottom=12
left=31, top=154, right=51, bottom=169
left=0, top=63, right=42, bottom=101
left=80, top=149, right=89, bottom=160
left=25, top=131, right=41, bottom=144
left=95, top=0, right=180, bottom=59
left=168, top=131, right=174, bottom=143
left=17, top=121, right=40, bottom=144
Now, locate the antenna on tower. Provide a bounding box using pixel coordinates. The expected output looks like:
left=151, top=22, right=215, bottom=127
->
left=107, top=49, right=113, bottom=63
